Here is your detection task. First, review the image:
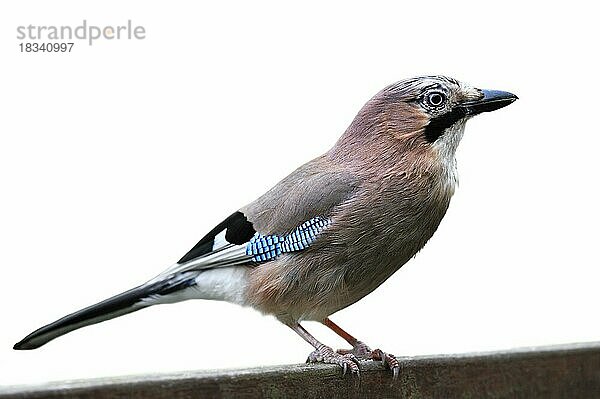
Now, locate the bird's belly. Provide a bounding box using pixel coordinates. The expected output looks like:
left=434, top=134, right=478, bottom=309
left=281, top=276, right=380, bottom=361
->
left=245, top=191, right=452, bottom=322
left=244, top=242, right=416, bottom=322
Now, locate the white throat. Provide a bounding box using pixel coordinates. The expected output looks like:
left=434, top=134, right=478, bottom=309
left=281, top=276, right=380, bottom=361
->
left=432, top=119, right=467, bottom=190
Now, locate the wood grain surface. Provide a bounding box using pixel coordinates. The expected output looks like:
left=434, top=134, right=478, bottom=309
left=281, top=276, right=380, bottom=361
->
left=2, top=342, right=600, bottom=398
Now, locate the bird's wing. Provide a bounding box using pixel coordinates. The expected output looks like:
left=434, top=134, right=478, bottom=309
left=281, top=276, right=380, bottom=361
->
left=170, top=155, right=359, bottom=275
left=13, top=157, right=358, bottom=350
left=13, top=157, right=359, bottom=350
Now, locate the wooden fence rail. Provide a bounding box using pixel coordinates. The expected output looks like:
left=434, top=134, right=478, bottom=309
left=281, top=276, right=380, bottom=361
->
left=2, top=342, right=600, bottom=398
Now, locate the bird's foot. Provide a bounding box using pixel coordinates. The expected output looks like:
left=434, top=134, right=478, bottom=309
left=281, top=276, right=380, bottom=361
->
left=337, top=341, right=400, bottom=378
left=307, top=344, right=361, bottom=375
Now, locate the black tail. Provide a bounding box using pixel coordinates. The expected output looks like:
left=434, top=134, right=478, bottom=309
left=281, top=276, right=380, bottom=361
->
left=14, top=273, right=197, bottom=350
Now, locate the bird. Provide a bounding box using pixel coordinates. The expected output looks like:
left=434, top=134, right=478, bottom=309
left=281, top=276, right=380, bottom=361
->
left=13, top=75, right=517, bottom=377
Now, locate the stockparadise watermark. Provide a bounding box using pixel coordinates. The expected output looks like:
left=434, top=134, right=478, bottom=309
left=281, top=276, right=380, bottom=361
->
left=16, top=20, right=146, bottom=51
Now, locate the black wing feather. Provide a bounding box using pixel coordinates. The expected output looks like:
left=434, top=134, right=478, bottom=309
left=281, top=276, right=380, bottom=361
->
left=177, top=211, right=256, bottom=264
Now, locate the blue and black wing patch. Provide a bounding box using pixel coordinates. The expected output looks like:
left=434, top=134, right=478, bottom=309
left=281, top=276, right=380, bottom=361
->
left=246, top=217, right=330, bottom=262
left=177, top=212, right=330, bottom=270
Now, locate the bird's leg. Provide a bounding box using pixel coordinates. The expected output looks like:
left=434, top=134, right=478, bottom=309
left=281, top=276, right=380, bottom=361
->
left=287, top=323, right=360, bottom=375
left=322, top=317, right=399, bottom=378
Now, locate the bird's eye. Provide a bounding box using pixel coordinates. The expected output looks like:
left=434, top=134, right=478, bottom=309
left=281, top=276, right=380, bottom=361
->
left=427, top=92, right=446, bottom=107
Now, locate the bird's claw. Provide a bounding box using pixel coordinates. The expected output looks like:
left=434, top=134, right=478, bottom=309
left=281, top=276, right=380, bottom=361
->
left=307, top=345, right=361, bottom=375
left=371, top=348, right=400, bottom=378
left=337, top=341, right=400, bottom=378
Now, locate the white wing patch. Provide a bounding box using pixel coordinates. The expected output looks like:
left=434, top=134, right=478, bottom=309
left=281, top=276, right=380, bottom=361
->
left=212, top=230, right=228, bottom=251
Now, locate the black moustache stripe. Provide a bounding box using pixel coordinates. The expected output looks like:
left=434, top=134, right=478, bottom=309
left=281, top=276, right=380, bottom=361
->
left=424, top=107, right=468, bottom=143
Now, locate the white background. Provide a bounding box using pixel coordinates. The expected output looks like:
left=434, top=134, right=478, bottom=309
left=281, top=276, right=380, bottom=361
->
left=1, top=0, right=599, bottom=387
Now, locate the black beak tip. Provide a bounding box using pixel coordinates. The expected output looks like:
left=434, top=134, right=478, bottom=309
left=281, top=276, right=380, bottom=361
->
left=482, top=89, right=518, bottom=102
left=464, top=89, right=518, bottom=114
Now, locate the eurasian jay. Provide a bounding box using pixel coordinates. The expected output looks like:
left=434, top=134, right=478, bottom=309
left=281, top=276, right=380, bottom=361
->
left=14, top=75, right=517, bottom=377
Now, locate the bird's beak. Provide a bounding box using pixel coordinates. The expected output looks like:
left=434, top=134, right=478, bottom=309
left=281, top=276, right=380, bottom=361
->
left=461, top=89, right=518, bottom=115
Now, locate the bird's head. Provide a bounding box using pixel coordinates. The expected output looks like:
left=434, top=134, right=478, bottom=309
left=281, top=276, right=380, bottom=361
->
left=333, top=75, right=517, bottom=176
